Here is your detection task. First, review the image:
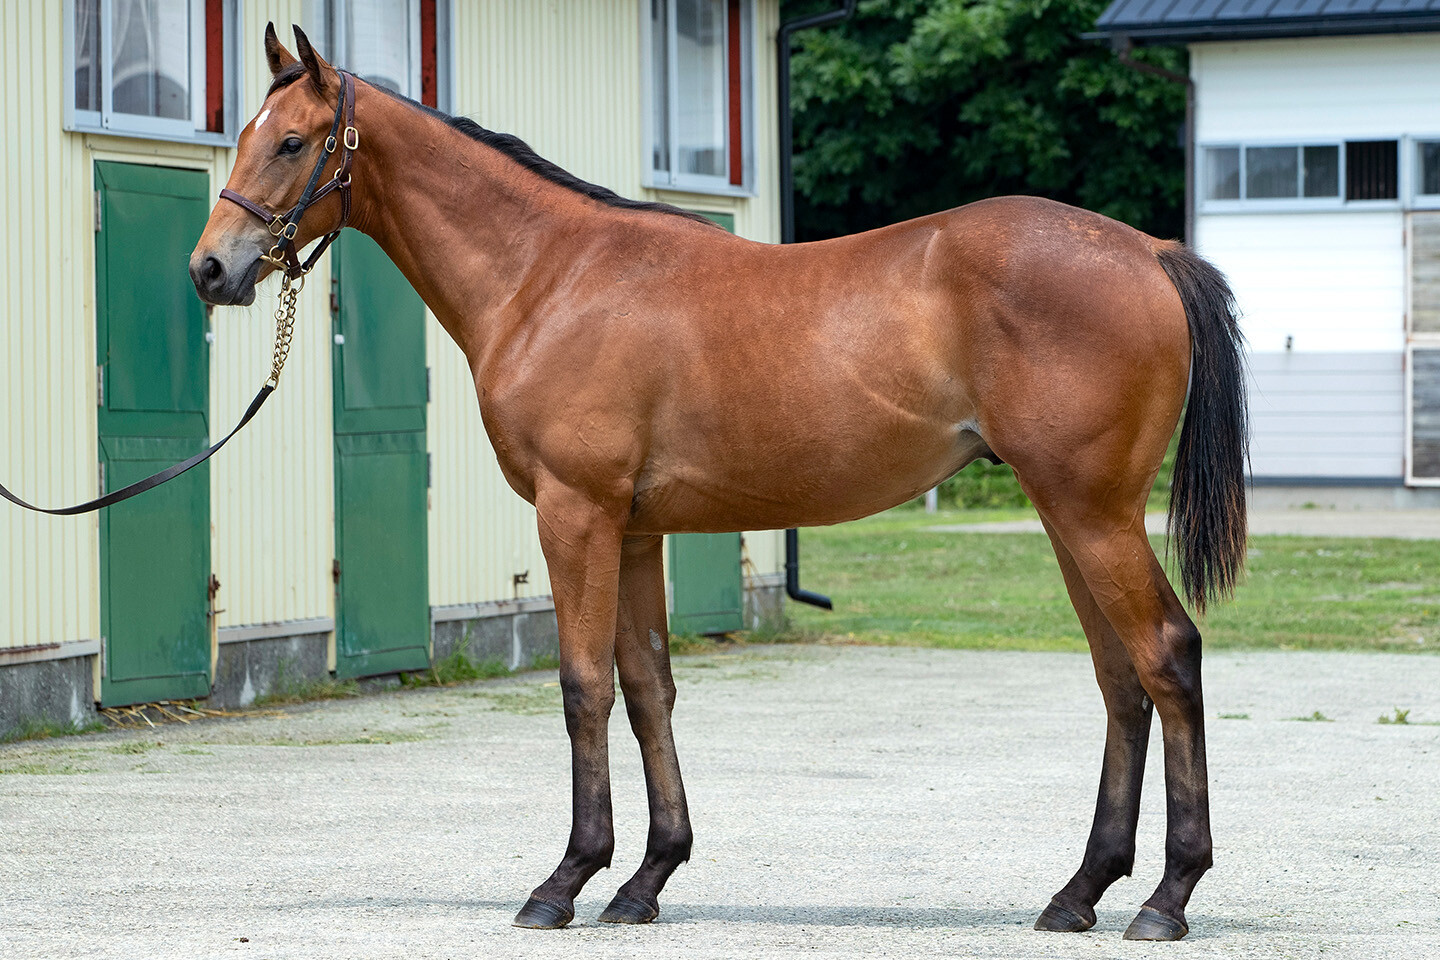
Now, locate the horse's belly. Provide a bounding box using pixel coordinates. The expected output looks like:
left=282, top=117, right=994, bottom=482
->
left=627, top=414, right=989, bottom=534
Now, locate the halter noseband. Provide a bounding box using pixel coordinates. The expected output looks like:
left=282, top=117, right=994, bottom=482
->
left=220, top=70, right=358, bottom=279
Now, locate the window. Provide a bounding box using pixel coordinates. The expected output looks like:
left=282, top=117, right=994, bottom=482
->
left=645, top=0, right=753, bottom=193
left=312, top=0, right=451, bottom=111
left=67, top=0, right=238, bottom=143
left=1202, top=141, right=1398, bottom=205
left=1346, top=141, right=1398, bottom=201
left=1419, top=141, right=1440, bottom=198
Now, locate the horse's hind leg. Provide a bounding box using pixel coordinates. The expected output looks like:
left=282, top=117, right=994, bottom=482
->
left=1031, top=497, right=1212, bottom=941
left=1033, top=517, right=1154, bottom=933
left=598, top=534, right=693, bottom=924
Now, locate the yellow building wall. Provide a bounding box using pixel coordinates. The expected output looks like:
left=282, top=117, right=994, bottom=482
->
left=0, top=0, right=331, bottom=654
left=209, top=0, right=335, bottom=630
left=1, top=0, right=784, bottom=656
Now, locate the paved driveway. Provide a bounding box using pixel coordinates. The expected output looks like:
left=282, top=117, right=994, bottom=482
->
left=2, top=645, right=1438, bottom=959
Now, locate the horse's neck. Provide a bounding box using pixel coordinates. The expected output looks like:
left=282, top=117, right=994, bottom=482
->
left=348, top=95, right=579, bottom=361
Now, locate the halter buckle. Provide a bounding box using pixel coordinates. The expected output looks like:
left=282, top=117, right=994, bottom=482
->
left=333, top=169, right=352, bottom=186
left=324, top=135, right=337, bottom=154
left=343, top=126, right=360, bottom=151
left=268, top=216, right=286, bottom=236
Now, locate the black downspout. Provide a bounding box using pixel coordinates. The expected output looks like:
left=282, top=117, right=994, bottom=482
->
left=778, top=0, right=854, bottom=611
left=1112, top=35, right=1194, bottom=246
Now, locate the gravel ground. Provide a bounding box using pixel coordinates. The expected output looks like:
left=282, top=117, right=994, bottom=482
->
left=2, top=645, right=1438, bottom=959
left=930, top=509, right=1440, bottom=539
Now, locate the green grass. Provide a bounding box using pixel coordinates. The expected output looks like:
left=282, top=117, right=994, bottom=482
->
left=253, top=673, right=360, bottom=707
left=0, top=718, right=106, bottom=744
left=786, top=507, right=1440, bottom=653
left=400, top=632, right=512, bottom=688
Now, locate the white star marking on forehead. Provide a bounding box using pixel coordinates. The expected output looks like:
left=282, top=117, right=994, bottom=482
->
left=254, top=108, right=271, bottom=130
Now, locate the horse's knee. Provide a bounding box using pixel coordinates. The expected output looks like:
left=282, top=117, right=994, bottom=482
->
left=560, top=671, right=615, bottom=734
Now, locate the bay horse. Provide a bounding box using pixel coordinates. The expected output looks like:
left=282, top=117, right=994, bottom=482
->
left=190, top=26, right=1247, bottom=942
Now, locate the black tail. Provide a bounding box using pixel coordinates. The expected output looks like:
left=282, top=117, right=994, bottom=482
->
left=1155, top=244, right=1249, bottom=614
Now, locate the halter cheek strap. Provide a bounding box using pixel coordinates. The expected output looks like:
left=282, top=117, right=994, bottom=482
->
left=220, top=70, right=358, bottom=279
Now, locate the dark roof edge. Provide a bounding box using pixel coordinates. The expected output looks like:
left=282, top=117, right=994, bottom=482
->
left=1087, top=13, right=1440, bottom=45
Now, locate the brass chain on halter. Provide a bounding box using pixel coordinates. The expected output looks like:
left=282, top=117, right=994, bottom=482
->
left=266, top=272, right=303, bottom=388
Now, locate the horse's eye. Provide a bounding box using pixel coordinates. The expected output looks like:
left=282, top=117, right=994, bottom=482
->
left=278, top=137, right=304, bottom=156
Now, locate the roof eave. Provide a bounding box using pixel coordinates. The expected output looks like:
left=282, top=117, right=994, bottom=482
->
left=1086, top=13, right=1440, bottom=45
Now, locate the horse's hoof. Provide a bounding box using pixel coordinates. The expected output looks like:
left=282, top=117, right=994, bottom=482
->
left=598, top=894, right=659, bottom=924
left=1122, top=905, right=1188, bottom=941
left=512, top=897, right=574, bottom=929
left=1034, top=900, right=1095, bottom=933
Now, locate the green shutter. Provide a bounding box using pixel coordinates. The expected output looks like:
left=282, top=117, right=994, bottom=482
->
left=95, top=162, right=213, bottom=705
left=332, top=233, right=431, bottom=678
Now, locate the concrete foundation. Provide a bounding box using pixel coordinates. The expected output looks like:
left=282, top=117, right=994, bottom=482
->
left=210, top=627, right=332, bottom=710
left=1248, top=483, right=1440, bottom=510
left=0, top=651, right=98, bottom=740
left=744, top=573, right=786, bottom=632
left=431, top=598, right=560, bottom=671
left=3, top=576, right=790, bottom=732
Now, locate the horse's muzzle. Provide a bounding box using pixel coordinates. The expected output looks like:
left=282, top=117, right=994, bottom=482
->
left=190, top=250, right=261, bottom=306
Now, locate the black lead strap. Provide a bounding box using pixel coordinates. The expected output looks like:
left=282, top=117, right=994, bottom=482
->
left=0, top=386, right=274, bottom=517
left=1, top=73, right=357, bottom=518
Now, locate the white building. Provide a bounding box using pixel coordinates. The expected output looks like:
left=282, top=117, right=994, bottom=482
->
left=1092, top=3, right=1440, bottom=497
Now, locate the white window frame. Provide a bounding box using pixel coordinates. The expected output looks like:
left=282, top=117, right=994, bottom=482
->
left=1404, top=134, right=1440, bottom=211
left=310, top=0, right=453, bottom=114
left=63, top=0, right=241, bottom=146
left=1198, top=139, right=1409, bottom=215
left=641, top=0, right=756, bottom=197
left=1198, top=140, right=1352, bottom=214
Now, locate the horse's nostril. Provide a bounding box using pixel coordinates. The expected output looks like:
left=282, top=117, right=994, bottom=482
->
left=203, top=256, right=224, bottom=283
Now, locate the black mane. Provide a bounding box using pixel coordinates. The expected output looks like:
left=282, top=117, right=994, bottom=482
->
left=268, top=63, right=720, bottom=228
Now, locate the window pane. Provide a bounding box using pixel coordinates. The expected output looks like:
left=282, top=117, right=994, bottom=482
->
left=1246, top=146, right=1298, bottom=199
left=1422, top=142, right=1440, bottom=196
left=75, top=0, right=101, bottom=112
left=1346, top=140, right=1398, bottom=201
left=651, top=0, right=669, bottom=173
left=674, top=0, right=727, bottom=179
left=111, top=0, right=192, bottom=121
left=344, top=0, right=414, bottom=98
left=1302, top=145, right=1339, bottom=198
left=1204, top=147, right=1239, bottom=200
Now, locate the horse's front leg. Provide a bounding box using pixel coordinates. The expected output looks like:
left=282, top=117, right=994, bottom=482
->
left=598, top=534, right=692, bottom=924
left=513, top=484, right=627, bottom=929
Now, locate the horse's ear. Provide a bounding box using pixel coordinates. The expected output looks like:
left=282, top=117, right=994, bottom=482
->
left=264, top=22, right=297, bottom=77
left=292, top=24, right=337, bottom=94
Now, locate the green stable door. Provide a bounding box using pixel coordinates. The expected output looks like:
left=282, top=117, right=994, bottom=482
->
left=668, top=210, right=745, bottom=636
left=95, top=162, right=213, bottom=706
left=332, top=233, right=431, bottom=678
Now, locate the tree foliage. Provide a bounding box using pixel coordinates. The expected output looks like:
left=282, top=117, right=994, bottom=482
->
left=785, top=0, right=1187, bottom=241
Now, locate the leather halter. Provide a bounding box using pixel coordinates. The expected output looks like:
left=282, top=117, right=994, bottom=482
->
left=0, top=72, right=359, bottom=517
left=220, top=70, right=358, bottom=279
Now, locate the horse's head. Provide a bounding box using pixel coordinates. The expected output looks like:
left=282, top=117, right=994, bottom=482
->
left=190, top=24, right=349, bottom=306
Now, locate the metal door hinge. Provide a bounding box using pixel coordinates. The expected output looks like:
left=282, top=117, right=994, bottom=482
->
left=98, top=461, right=105, bottom=496
left=426, top=452, right=433, bottom=489
left=330, top=276, right=340, bottom=316
left=426, top=366, right=431, bottom=403
left=97, top=365, right=104, bottom=407
left=332, top=559, right=341, bottom=584
left=93, top=190, right=101, bottom=233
